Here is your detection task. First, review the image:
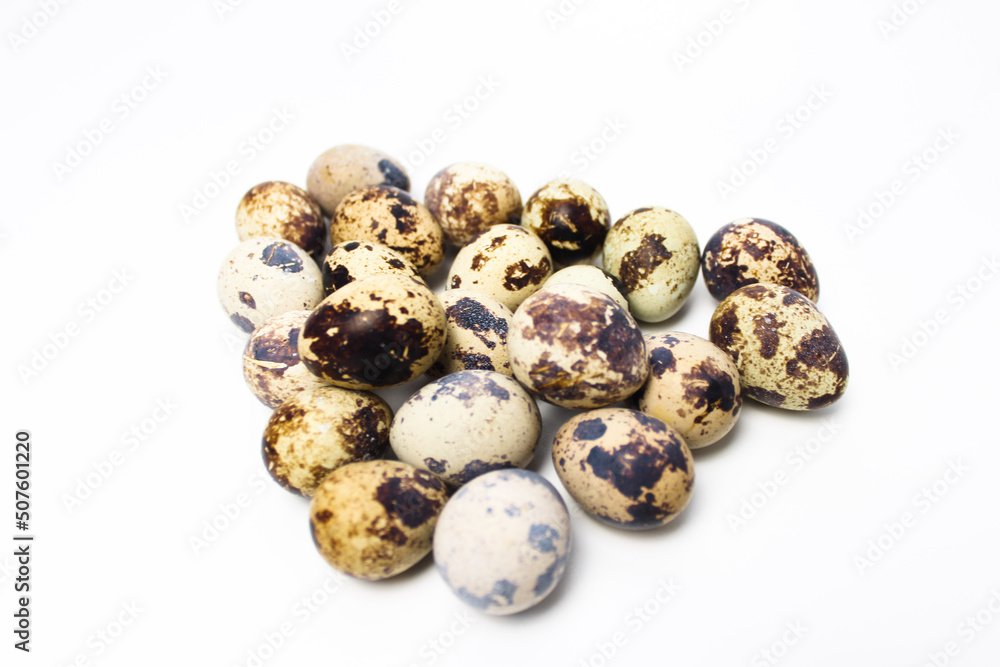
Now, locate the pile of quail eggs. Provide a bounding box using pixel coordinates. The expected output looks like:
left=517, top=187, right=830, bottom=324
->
left=218, top=144, right=849, bottom=616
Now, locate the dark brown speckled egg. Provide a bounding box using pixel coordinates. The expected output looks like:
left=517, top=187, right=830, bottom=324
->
left=521, top=178, right=610, bottom=267
left=425, top=162, right=523, bottom=246
left=321, top=241, right=422, bottom=296
left=426, top=289, right=513, bottom=379
left=242, top=310, right=329, bottom=408
left=235, top=181, right=326, bottom=258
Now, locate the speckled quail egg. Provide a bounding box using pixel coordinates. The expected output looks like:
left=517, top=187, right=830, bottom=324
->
left=306, top=144, right=410, bottom=216
left=262, top=385, right=392, bottom=496
left=298, top=274, right=446, bottom=390
left=702, top=217, right=820, bottom=301
left=603, top=207, right=701, bottom=322
left=447, top=224, right=552, bottom=311
left=543, top=264, right=630, bottom=312
left=521, top=178, right=610, bottom=267
left=552, top=408, right=694, bottom=529
left=331, top=185, right=444, bottom=275
left=508, top=284, right=648, bottom=409
left=427, top=289, right=513, bottom=379
left=637, top=333, right=742, bottom=448
left=434, top=469, right=571, bottom=615
left=310, top=460, right=448, bottom=580
left=242, top=310, right=329, bottom=408
left=425, top=162, right=523, bottom=246
left=709, top=283, right=849, bottom=410
left=218, top=237, right=324, bottom=333
left=235, top=181, right=326, bottom=258
left=321, top=241, right=422, bottom=296
left=391, top=371, right=540, bottom=486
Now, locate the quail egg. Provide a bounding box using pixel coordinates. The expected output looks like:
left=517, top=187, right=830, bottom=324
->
left=242, top=310, right=328, bottom=408
left=321, top=241, right=422, bottom=296
left=235, top=181, right=326, bottom=259
left=543, top=264, right=630, bottom=312
left=427, top=289, right=513, bottom=379
left=425, top=162, right=523, bottom=246
left=521, top=178, right=610, bottom=267
left=306, top=144, right=410, bottom=216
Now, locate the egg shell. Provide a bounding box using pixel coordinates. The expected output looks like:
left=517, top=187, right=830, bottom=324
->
left=637, top=332, right=742, bottom=448
left=391, top=371, right=540, bottom=486
left=433, top=469, right=571, bottom=615
left=242, top=310, right=329, bottom=408
left=709, top=283, right=849, bottom=410
left=552, top=408, right=695, bottom=529
left=310, top=460, right=448, bottom=580
left=306, top=144, right=410, bottom=216
left=321, top=241, right=422, bottom=296
left=447, top=224, right=553, bottom=311
left=330, top=185, right=444, bottom=276
left=543, top=264, right=630, bottom=312
left=508, top=284, right=648, bottom=409
left=262, top=385, right=392, bottom=496
left=218, top=237, right=324, bottom=333
left=602, top=207, right=701, bottom=322
left=425, top=162, right=523, bottom=246
left=427, top=289, right=513, bottom=379
left=235, top=181, right=326, bottom=258
left=298, top=274, right=446, bottom=390
left=701, top=217, right=820, bottom=301
left=521, top=178, right=610, bottom=267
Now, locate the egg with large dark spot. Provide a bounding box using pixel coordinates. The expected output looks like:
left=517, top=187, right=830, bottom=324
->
left=425, top=162, right=523, bottom=246
left=427, top=289, right=514, bottom=379
left=235, top=181, right=326, bottom=259
left=447, top=224, right=553, bottom=311
left=306, top=144, right=410, bottom=216
left=638, top=332, right=742, bottom=448
left=321, top=241, right=422, bottom=296
left=709, top=283, right=848, bottom=410
left=262, top=385, right=392, bottom=496
left=298, top=274, right=447, bottom=390
left=552, top=408, right=694, bottom=529
left=433, top=469, right=571, bottom=615
left=331, top=185, right=444, bottom=275
left=701, top=218, right=820, bottom=301
left=242, top=310, right=329, bottom=408
left=391, top=371, right=540, bottom=486
left=521, top=178, right=610, bottom=267
left=218, top=237, right=324, bottom=333
left=603, top=207, right=700, bottom=322
left=508, top=284, right=648, bottom=409
left=310, top=460, right=448, bottom=580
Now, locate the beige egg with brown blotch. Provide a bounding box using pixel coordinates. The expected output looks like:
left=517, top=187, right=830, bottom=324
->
left=521, top=178, right=610, bottom=267
left=242, top=310, right=329, bottom=408
left=306, top=144, right=410, bottom=216
left=321, top=241, right=422, bottom=296
left=427, top=289, right=513, bottom=379
left=447, top=224, right=552, bottom=311
left=235, top=181, right=326, bottom=258
left=425, top=162, right=523, bottom=246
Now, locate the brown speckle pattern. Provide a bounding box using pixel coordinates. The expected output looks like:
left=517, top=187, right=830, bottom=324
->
left=447, top=224, right=552, bottom=311
left=426, top=289, right=514, bottom=379
left=321, top=241, right=423, bottom=295
left=242, top=310, right=329, bottom=408
left=521, top=178, right=610, bottom=267
left=235, top=181, right=326, bottom=258
left=425, top=162, right=523, bottom=246
left=306, top=144, right=410, bottom=216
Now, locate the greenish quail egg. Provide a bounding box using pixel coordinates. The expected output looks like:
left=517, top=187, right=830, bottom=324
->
left=552, top=408, right=694, bottom=529
left=425, top=162, right=523, bottom=246
left=321, top=241, right=422, bottom=296
left=543, top=264, right=630, bottom=312
left=262, top=385, right=392, bottom=496
left=508, top=284, right=647, bottom=409
left=638, top=332, right=742, bottom=448
left=447, top=224, right=552, bottom=311
left=709, top=283, right=849, bottom=410
left=218, top=237, right=324, bottom=333
left=426, top=289, right=513, bottom=379
left=306, top=144, right=410, bottom=216
left=310, top=460, right=448, bottom=580
left=602, top=207, right=700, bottom=322
left=702, top=217, right=820, bottom=301
left=298, top=274, right=446, bottom=390
left=242, top=310, right=329, bottom=408
left=391, top=371, right=540, bottom=486
left=235, top=181, right=326, bottom=259
left=521, top=178, right=610, bottom=267
left=434, top=469, right=571, bottom=615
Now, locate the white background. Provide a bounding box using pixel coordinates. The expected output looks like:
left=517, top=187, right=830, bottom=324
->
left=3, top=1, right=999, bottom=666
